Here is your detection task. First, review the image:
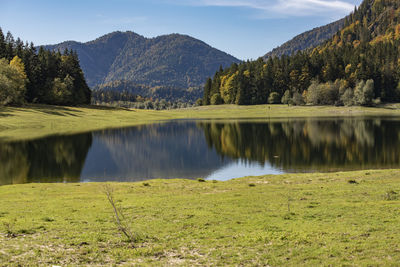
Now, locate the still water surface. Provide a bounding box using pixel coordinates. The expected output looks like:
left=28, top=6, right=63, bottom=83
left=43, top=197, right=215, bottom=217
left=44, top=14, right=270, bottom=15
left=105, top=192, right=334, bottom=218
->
left=1, top=117, right=400, bottom=185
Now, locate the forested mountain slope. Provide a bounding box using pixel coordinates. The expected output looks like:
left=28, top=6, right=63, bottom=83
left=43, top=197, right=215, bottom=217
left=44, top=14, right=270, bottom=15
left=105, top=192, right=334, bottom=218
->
left=263, top=18, right=346, bottom=59
left=203, top=0, right=400, bottom=106
left=44, top=31, right=241, bottom=88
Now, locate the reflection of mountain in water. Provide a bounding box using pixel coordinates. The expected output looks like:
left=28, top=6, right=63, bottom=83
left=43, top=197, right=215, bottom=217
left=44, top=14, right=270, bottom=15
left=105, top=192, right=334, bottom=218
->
left=199, top=118, right=400, bottom=172
left=0, top=134, right=92, bottom=185
left=81, top=122, right=229, bottom=181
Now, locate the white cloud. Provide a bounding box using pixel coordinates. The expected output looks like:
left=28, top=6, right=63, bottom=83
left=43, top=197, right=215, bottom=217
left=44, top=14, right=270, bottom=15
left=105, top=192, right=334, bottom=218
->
left=180, top=0, right=357, bottom=18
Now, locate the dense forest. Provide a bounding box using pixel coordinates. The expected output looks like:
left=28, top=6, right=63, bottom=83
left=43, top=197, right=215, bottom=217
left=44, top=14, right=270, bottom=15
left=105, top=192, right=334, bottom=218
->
left=0, top=28, right=91, bottom=106
left=203, top=0, right=400, bottom=106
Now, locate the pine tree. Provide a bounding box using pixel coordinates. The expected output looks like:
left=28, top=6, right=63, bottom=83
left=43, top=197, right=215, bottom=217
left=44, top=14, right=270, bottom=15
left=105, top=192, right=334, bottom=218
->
left=5, top=31, right=14, bottom=60
left=0, top=28, right=6, bottom=58
left=203, top=78, right=212, bottom=105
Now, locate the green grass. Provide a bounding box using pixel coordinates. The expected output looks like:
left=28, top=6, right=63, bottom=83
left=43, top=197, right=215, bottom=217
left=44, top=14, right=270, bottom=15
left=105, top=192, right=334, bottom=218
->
left=2, top=103, right=400, bottom=141
left=2, top=104, right=400, bottom=265
left=1, top=170, right=400, bottom=265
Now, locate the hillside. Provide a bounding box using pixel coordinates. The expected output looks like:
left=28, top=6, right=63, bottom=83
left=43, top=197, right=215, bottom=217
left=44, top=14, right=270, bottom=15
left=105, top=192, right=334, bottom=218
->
left=43, top=31, right=241, bottom=88
left=204, top=0, right=400, bottom=106
left=263, top=18, right=346, bottom=59
left=325, top=0, right=400, bottom=48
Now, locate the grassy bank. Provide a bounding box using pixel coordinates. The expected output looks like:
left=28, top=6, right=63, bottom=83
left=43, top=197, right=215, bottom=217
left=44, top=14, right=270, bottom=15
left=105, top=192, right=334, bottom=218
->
left=0, top=170, right=399, bottom=265
left=2, top=104, right=400, bottom=141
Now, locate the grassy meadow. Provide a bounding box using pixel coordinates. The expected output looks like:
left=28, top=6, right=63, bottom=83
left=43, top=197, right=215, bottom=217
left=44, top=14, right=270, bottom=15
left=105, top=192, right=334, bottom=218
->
left=0, top=170, right=400, bottom=265
left=2, top=103, right=400, bottom=141
left=1, top=104, right=400, bottom=265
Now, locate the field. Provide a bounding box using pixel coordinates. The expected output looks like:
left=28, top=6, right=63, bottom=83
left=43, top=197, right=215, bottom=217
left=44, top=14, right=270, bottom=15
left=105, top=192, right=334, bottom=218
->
left=1, top=104, right=400, bottom=266
left=2, top=103, right=400, bottom=141
left=0, top=170, right=399, bottom=265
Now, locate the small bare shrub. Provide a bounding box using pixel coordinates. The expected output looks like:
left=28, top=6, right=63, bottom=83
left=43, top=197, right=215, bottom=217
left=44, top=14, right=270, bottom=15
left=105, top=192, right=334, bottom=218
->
left=104, top=185, right=137, bottom=245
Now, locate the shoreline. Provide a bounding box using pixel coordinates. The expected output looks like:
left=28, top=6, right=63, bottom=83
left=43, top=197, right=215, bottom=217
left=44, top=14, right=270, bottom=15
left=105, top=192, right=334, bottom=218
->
left=1, top=103, right=400, bottom=141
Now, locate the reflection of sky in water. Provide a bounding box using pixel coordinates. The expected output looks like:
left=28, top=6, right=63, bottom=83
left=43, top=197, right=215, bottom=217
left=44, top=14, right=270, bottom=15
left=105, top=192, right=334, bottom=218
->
left=206, top=161, right=283, bottom=181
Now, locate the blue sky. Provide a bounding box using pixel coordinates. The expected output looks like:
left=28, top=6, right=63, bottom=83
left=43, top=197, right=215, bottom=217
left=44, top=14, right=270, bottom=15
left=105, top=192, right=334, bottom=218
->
left=1, top=0, right=362, bottom=60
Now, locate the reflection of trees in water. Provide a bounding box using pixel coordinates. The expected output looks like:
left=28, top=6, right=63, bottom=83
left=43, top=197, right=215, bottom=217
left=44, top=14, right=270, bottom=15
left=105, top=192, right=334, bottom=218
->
left=198, top=118, right=400, bottom=171
left=0, top=133, right=92, bottom=185
left=2, top=118, right=399, bottom=185
left=0, top=143, right=30, bottom=185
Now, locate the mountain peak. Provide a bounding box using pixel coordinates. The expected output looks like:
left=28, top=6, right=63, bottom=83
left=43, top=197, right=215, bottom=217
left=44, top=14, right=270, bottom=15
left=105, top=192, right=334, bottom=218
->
left=43, top=31, right=240, bottom=88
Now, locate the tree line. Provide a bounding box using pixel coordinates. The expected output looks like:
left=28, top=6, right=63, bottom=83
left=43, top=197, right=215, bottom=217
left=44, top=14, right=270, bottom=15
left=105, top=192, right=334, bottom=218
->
left=202, top=0, right=400, bottom=106
left=0, top=28, right=91, bottom=106
left=93, top=80, right=203, bottom=103
left=92, top=89, right=196, bottom=110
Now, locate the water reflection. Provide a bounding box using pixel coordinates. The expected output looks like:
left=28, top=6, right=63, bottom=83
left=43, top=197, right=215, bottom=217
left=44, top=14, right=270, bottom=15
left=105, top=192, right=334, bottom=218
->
left=1, top=117, right=400, bottom=185
left=0, top=133, right=92, bottom=185
left=80, top=123, right=227, bottom=181
left=199, top=118, right=400, bottom=172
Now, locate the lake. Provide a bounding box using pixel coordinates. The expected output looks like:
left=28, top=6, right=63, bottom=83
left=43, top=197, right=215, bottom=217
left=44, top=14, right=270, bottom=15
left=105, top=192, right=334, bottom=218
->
left=1, top=117, right=400, bottom=185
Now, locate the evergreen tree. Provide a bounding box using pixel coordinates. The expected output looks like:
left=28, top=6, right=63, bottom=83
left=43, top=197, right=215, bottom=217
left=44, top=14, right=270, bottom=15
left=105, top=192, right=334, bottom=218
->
left=203, top=78, right=212, bottom=105
left=0, top=28, right=6, bottom=58
left=5, top=31, right=14, bottom=60
left=0, top=30, right=91, bottom=106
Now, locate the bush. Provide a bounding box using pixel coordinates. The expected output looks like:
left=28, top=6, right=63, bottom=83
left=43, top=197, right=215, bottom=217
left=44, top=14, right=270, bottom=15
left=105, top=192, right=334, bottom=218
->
left=195, top=98, right=203, bottom=106
left=268, top=92, right=280, bottom=104
left=281, top=90, right=291, bottom=104
left=210, top=93, right=223, bottom=105
left=336, top=79, right=349, bottom=96
left=306, top=81, right=320, bottom=105
left=340, top=88, right=354, bottom=106
left=363, top=79, right=375, bottom=106
left=306, top=80, right=339, bottom=105
left=354, top=79, right=374, bottom=106
left=292, top=92, right=305, bottom=106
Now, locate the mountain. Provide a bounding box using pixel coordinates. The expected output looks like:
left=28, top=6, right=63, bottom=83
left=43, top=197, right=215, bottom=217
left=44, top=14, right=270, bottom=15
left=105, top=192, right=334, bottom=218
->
left=263, top=18, right=346, bottom=59
left=43, top=31, right=241, bottom=88
left=203, top=0, right=400, bottom=106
